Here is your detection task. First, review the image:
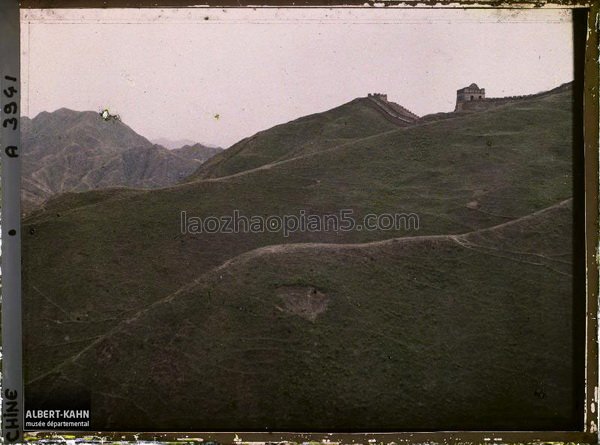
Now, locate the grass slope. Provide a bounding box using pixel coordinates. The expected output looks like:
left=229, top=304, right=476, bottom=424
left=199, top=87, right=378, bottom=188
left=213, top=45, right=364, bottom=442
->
left=27, top=199, right=576, bottom=431
left=188, top=99, right=400, bottom=180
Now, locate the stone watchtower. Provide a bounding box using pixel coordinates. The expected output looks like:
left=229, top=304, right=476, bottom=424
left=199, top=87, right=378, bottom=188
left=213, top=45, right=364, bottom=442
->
left=368, top=93, right=388, bottom=101
left=455, top=83, right=485, bottom=111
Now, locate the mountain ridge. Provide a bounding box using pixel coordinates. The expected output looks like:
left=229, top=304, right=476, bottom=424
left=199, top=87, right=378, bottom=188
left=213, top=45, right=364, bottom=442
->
left=187, top=97, right=401, bottom=180
left=21, top=108, right=221, bottom=212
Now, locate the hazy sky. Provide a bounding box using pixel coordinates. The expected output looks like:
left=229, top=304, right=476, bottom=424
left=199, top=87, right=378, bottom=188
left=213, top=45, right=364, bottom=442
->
left=21, top=8, right=574, bottom=148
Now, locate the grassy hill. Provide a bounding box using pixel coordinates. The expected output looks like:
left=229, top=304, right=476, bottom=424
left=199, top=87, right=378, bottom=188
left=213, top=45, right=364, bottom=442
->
left=188, top=99, right=400, bottom=180
left=25, top=199, right=578, bottom=431
left=22, top=85, right=579, bottom=430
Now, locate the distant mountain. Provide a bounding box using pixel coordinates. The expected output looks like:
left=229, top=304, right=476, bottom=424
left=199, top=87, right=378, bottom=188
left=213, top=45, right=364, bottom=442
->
left=21, top=108, right=220, bottom=212
left=172, top=143, right=222, bottom=165
left=151, top=137, right=197, bottom=150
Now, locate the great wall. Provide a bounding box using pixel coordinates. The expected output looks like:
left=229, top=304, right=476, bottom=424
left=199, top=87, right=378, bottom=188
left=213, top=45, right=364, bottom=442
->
left=364, top=93, right=420, bottom=126
left=455, top=81, right=572, bottom=112
left=364, top=81, right=573, bottom=126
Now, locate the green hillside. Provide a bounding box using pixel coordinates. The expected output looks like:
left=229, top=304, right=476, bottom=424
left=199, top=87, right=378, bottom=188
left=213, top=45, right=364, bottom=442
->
left=22, top=85, right=578, bottom=430
left=26, top=199, right=577, bottom=431
left=188, top=99, right=400, bottom=180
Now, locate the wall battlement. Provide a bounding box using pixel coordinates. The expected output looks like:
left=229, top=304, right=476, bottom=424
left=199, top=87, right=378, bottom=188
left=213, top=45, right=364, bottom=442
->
left=366, top=93, right=419, bottom=125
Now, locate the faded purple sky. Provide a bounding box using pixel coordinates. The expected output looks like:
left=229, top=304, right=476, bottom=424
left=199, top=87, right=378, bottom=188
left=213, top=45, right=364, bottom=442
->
left=21, top=8, right=574, bottom=148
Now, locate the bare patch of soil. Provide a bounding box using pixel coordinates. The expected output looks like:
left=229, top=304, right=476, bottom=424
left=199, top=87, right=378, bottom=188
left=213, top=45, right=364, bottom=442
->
left=276, top=285, right=329, bottom=322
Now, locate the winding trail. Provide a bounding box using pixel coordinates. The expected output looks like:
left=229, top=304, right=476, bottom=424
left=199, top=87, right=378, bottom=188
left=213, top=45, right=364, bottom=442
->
left=26, top=198, right=573, bottom=386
